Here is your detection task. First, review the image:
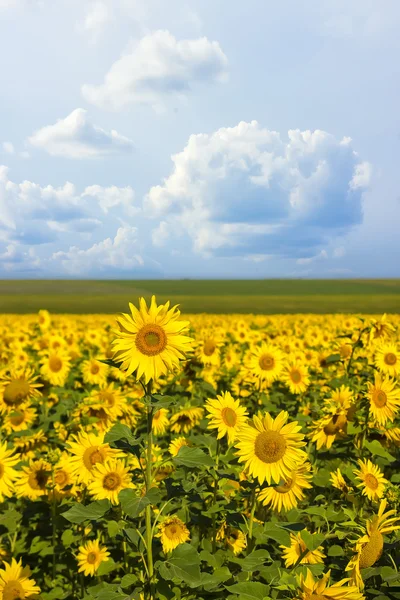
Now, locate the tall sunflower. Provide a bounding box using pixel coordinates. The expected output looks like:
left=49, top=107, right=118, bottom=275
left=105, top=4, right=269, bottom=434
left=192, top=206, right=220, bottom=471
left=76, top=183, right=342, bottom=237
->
left=235, top=410, right=307, bottom=485
left=258, top=462, right=312, bottom=512
left=205, top=391, right=248, bottom=444
left=354, top=459, right=387, bottom=502
left=296, top=569, right=364, bottom=600
left=0, top=558, right=40, bottom=599
left=66, top=431, right=125, bottom=484
left=111, top=295, right=193, bottom=383
left=366, top=372, right=400, bottom=426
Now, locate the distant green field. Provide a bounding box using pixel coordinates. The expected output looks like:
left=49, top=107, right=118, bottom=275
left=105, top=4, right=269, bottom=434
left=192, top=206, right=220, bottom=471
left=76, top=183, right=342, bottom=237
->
left=0, top=279, right=399, bottom=314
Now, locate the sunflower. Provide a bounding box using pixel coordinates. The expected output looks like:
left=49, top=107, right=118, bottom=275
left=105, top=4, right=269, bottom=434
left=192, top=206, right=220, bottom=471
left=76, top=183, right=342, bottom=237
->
left=354, top=459, right=387, bottom=502
left=152, top=408, right=170, bottom=435
left=281, top=362, right=310, bottom=394
left=205, top=391, right=248, bottom=444
left=40, top=351, right=71, bottom=386
left=369, top=314, right=396, bottom=344
left=246, top=343, right=284, bottom=384
left=217, top=522, right=247, bottom=555
left=168, top=437, right=190, bottom=457
left=330, top=468, right=353, bottom=496
left=3, top=404, right=37, bottom=434
left=366, top=372, right=400, bottom=426
left=81, top=358, right=109, bottom=386
left=52, top=456, right=77, bottom=498
left=157, top=516, right=190, bottom=553
left=66, top=431, right=125, bottom=484
left=13, top=430, right=47, bottom=461
left=296, top=569, right=364, bottom=600
left=38, top=309, right=51, bottom=330
left=235, top=410, right=307, bottom=485
left=374, top=342, right=399, bottom=376
left=88, top=459, right=134, bottom=504
left=15, top=459, right=52, bottom=500
left=170, top=407, right=204, bottom=434
left=346, top=499, right=400, bottom=589
left=310, top=411, right=348, bottom=450
left=196, top=333, right=223, bottom=366
left=111, top=295, right=193, bottom=384
left=0, top=369, right=42, bottom=413
left=0, top=441, right=20, bottom=502
left=77, top=539, right=110, bottom=577
left=85, top=383, right=127, bottom=420
left=280, top=531, right=325, bottom=568
left=258, top=462, right=312, bottom=512
left=0, top=558, right=40, bottom=599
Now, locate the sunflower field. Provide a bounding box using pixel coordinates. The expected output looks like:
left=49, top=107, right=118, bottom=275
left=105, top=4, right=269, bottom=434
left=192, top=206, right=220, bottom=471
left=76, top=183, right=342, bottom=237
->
left=0, top=298, right=400, bottom=600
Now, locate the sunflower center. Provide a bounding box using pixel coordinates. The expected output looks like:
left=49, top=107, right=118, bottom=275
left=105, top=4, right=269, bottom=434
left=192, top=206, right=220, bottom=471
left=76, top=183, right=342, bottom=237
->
left=165, top=522, right=182, bottom=539
left=9, top=412, right=25, bottom=426
left=384, top=352, right=397, bottom=366
left=28, top=468, right=49, bottom=490
left=373, top=390, right=387, bottom=408
left=254, top=430, right=286, bottom=463
left=176, top=415, right=191, bottom=426
left=90, top=364, right=100, bottom=374
left=323, top=414, right=347, bottom=435
left=275, top=477, right=294, bottom=493
left=221, top=407, right=237, bottom=427
left=3, top=380, right=30, bottom=406
left=2, top=580, right=25, bottom=600
left=86, top=551, right=98, bottom=564
left=99, top=391, right=115, bottom=406
left=364, top=473, right=379, bottom=490
left=203, top=340, right=216, bottom=356
left=55, top=470, right=69, bottom=487
left=135, top=324, right=167, bottom=356
left=359, top=530, right=384, bottom=568
left=103, top=473, right=122, bottom=490
left=258, top=354, right=275, bottom=371
left=49, top=356, right=62, bottom=372
left=290, top=370, right=302, bottom=384
left=83, top=447, right=104, bottom=470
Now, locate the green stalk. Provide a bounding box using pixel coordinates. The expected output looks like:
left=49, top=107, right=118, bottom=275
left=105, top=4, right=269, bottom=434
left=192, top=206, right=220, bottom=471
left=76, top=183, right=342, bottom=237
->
left=247, top=486, right=257, bottom=553
left=144, top=381, right=154, bottom=597
left=211, top=439, right=221, bottom=552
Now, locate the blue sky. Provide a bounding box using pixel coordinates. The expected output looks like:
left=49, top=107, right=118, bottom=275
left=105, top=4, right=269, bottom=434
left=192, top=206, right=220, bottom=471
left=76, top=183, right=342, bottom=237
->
left=1, top=0, right=399, bottom=278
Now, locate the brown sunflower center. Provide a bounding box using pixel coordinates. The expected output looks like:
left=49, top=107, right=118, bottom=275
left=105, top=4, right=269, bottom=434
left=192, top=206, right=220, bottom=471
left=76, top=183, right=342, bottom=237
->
left=359, top=529, right=384, bottom=568
left=3, top=380, right=30, bottom=406
left=49, top=356, right=62, bottom=372
left=290, top=370, right=302, bottom=384
left=99, top=391, right=115, bottom=406
left=254, top=430, right=286, bottom=463
left=103, top=473, right=121, bottom=491
left=203, top=340, right=216, bottom=356
left=90, top=363, right=100, bottom=374
left=364, top=473, right=379, bottom=490
left=55, top=470, right=69, bottom=487
left=384, top=352, right=397, bottom=366
left=135, top=324, right=167, bottom=356
left=221, top=407, right=237, bottom=427
left=2, top=580, right=26, bottom=600
left=28, top=468, right=49, bottom=490
left=87, top=551, right=98, bottom=564
left=83, top=447, right=104, bottom=470
left=373, top=390, right=387, bottom=408
left=275, top=477, right=294, bottom=493
left=165, top=521, right=182, bottom=539
left=258, top=354, right=275, bottom=371
left=323, top=414, right=347, bottom=435
left=9, top=412, right=26, bottom=426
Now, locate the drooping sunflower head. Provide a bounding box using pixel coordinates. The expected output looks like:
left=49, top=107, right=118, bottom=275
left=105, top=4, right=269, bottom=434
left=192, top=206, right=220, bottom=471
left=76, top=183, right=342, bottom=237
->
left=280, top=531, right=325, bottom=568
left=297, top=568, right=364, bottom=600
left=170, top=407, right=204, bottom=434
left=259, top=462, right=312, bottom=512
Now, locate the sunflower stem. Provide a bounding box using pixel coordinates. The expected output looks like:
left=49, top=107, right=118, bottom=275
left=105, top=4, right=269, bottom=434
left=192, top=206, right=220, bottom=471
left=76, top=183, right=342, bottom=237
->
left=211, top=438, right=221, bottom=553
left=247, top=486, right=257, bottom=553
left=144, top=380, right=155, bottom=598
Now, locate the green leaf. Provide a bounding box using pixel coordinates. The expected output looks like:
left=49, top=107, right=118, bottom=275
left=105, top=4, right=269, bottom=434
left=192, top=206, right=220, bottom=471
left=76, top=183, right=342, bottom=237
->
left=200, top=567, right=232, bottom=590
left=107, top=520, right=120, bottom=538
left=231, top=549, right=270, bottom=572
left=300, top=531, right=325, bottom=551
left=120, top=487, right=161, bottom=518
left=62, top=500, right=111, bottom=524
left=364, top=439, right=395, bottom=462
left=325, top=354, right=342, bottom=364
left=96, top=558, right=117, bottom=576
left=328, top=545, right=344, bottom=557
left=261, top=522, right=291, bottom=546
left=104, top=423, right=140, bottom=448
left=279, top=522, right=306, bottom=532
left=225, top=581, right=271, bottom=599
left=149, top=394, right=175, bottom=409
left=173, top=446, right=214, bottom=468
left=120, top=574, right=138, bottom=589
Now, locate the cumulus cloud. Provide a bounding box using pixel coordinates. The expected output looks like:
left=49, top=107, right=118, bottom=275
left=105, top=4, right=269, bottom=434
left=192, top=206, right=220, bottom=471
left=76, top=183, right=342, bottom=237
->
left=27, top=108, right=134, bottom=158
left=52, top=226, right=160, bottom=276
left=82, top=29, right=228, bottom=110
left=144, top=121, right=371, bottom=260
left=82, top=184, right=137, bottom=215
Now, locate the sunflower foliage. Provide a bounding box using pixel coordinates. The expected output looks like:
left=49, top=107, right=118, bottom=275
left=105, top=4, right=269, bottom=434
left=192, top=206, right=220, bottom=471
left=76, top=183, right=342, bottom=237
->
left=0, top=304, right=399, bottom=600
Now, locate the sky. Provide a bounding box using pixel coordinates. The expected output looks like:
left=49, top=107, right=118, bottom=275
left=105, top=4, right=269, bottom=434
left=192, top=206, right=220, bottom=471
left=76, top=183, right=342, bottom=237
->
left=0, top=0, right=399, bottom=279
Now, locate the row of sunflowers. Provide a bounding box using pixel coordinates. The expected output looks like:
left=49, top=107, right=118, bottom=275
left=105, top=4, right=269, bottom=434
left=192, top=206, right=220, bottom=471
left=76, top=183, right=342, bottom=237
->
left=0, top=299, right=399, bottom=600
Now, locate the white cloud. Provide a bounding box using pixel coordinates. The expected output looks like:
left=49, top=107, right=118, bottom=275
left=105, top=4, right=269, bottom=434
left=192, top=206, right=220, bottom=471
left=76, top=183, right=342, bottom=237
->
left=82, top=29, right=228, bottom=110
left=27, top=108, right=134, bottom=158
left=77, top=1, right=113, bottom=42
left=2, top=142, right=15, bottom=154
left=83, top=184, right=137, bottom=215
left=144, top=121, right=371, bottom=260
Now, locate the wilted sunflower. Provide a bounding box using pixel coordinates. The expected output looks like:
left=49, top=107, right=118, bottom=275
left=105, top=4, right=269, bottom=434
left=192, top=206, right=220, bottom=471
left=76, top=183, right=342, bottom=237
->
left=259, top=462, right=312, bottom=512
left=346, top=500, right=400, bottom=589
left=236, top=410, right=307, bottom=485
left=296, top=569, right=364, bottom=600
left=77, top=539, right=110, bottom=576
left=170, top=407, right=204, bottom=434
left=157, top=516, right=190, bottom=553
left=366, top=372, right=400, bottom=426
left=280, top=531, right=325, bottom=568
left=88, top=459, right=134, bottom=504
left=112, top=295, right=193, bottom=383
left=354, top=459, right=387, bottom=502
left=0, top=558, right=40, bottom=599
left=152, top=408, right=170, bottom=435
left=374, top=342, right=399, bottom=376
left=0, top=441, right=20, bottom=502
left=66, top=431, right=125, bottom=484
left=281, top=362, right=310, bottom=394
left=15, top=459, right=52, bottom=500
left=205, top=391, right=248, bottom=444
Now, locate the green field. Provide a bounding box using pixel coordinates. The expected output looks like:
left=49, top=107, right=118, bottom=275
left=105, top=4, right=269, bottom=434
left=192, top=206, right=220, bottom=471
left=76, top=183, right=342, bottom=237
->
left=1, top=279, right=399, bottom=314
